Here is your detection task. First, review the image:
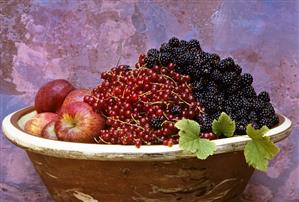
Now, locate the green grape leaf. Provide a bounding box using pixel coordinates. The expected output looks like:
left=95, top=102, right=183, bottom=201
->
left=244, top=124, right=280, bottom=172
left=212, top=112, right=236, bottom=137
left=175, top=119, right=216, bottom=160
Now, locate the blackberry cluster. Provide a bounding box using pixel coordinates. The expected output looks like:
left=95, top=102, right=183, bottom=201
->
left=142, top=37, right=278, bottom=135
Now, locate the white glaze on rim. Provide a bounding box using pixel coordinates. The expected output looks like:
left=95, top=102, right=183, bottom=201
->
left=2, top=107, right=292, bottom=161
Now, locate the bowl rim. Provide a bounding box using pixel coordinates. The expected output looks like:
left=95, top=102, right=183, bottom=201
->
left=2, top=106, right=292, bottom=161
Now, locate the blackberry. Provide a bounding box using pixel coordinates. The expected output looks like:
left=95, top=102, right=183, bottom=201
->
left=233, top=64, right=242, bottom=75
left=270, top=115, right=279, bottom=127
left=236, top=119, right=248, bottom=135
left=193, top=59, right=201, bottom=69
left=181, top=65, right=195, bottom=75
left=200, top=115, right=213, bottom=132
left=201, top=64, right=212, bottom=75
left=223, top=57, right=235, bottom=67
left=191, top=80, right=202, bottom=90
left=206, top=81, right=218, bottom=94
left=194, top=92, right=205, bottom=102
left=147, top=49, right=159, bottom=58
left=204, top=101, right=218, bottom=113
left=225, top=81, right=240, bottom=95
left=196, top=114, right=211, bottom=125
left=219, top=57, right=234, bottom=71
left=208, top=53, right=221, bottom=66
left=211, top=69, right=222, bottom=82
left=160, top=43, right=173, bottom=53
left=229, top=112, right=239, bottom=121
left=174, top=66, right=184, bottom=74
left=248, top=111, right=258, bottom=122
left=168, top=37, right=180, bottom=47
left=235, top=109, right=248, bottom=120
left=187, top=39, right=201, bottom=51
left=241, top=73, right=253, bottom=86
left=180, top=40, right=188, bottom=48
left=242, top=98, right=251, bottom=111
left=193, top=68, right=202, bottom=79
left=145, top=56, right=158, bottom=68
left=211, top=111, right=221, bottom=121
left=252, top=121, right=260, bottom=129
left=187, top=52, right=196, bottom=64
left=258, top=91, right=270, bottom=102
left=177, top=53, right=195, bottom=66
left=258, top=117, right=271, bottom=127
left=253, top=100, right=265, bottom=111
left=221, top=72, right=236, bottom=86
left=199, top=52, right=211, bottom=65
left=170, top=105, right=182, bottom=116
left=259, top=103, right=275, bottom=117
left=160, top=52, right=172, bottom=66
left=215, top=94, right=225, bottom=107
left=227, top=96, right=243, bottom=110
left=150, top=116, right=164, bottom=129
left=224, top=105, right=234, bottom=116
left=198, top=77, right=210, bottom=86
left=172, top=48, right=185, bottom=61
left=201, top=124, right=212, bottom=132
left=242, top=85, right=256, bottom=98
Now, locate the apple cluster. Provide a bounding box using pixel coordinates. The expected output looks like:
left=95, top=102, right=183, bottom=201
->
left=24, top=80, right=105, bottom=143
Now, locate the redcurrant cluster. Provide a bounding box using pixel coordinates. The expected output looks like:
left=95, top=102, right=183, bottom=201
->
left=84, top=63, right=204, bottom=147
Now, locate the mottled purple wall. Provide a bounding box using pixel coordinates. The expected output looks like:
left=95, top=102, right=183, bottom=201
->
left=1, top=0, right=298, bottom=201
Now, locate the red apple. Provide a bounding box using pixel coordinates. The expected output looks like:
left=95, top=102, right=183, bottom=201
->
left=41, top=121, right=58, bottom=140
left=60, top=89, right=91, bottom=110
left=35, top=79, right=75, bottom=113
left=24, top=112, right=58, bottom=136
left=55, top=102, right=105, bottom=143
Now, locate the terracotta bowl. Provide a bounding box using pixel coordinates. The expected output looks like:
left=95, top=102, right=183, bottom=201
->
left=2, top=107, right=292, bottom=202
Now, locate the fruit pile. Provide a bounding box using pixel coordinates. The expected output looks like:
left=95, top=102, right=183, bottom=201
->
left=83, top=64, right=205, bottom=147
left=24, top=80, right=105, bottom=143
left=141, top=37, right=278, bottom=135
left=24, top=37, right=279, bottom=148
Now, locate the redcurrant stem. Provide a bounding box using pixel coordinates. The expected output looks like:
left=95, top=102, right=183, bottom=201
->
left=107, top=93, right=119, bottom=100
left=131, top=114, right=139, bottom=124
left=141, top=100, right=172, bottom=105
left=93, top=137, right=100, bottom=143
left=161, top=73, right=178, bottom=87
left=151, top=82, right=165, bottom=86
left=109, top=117, right=145, bottom=131
left=139, top=91, right=152, bottom=96
left=96, top=136, right=110, bottom=144
left=185, top=82, right=192, bottom=90
left=163, top=112, right=169, bottom=120
left=162, top=120, right=175, bottom=125
left=154, top=136, right=163, bottom=142
left=171, top=91, right=191, bottom=106
left=198, top=107, right=204, bottom=113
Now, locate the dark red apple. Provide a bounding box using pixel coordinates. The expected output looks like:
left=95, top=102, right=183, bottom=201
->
left=60, top=89, right=91, bottom=110
left=41, top=121, right=58, bottom=140
left=55, top=102, right=105, bottom=143
left=35, top=79, right=75, bottom=113
left=24, top=112, right=58, bottom=136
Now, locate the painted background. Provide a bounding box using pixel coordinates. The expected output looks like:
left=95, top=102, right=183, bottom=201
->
left=1, top=0, right=298, bottom=201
